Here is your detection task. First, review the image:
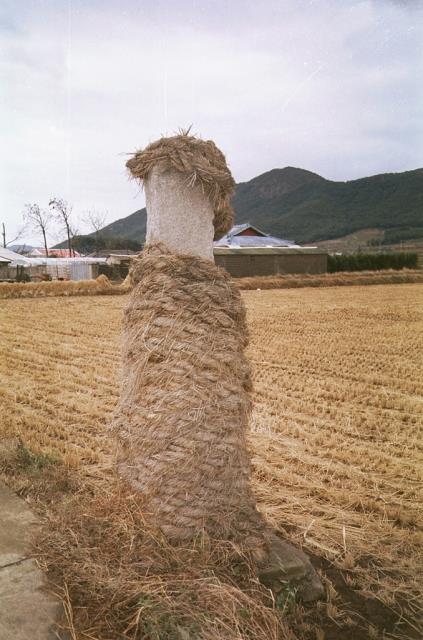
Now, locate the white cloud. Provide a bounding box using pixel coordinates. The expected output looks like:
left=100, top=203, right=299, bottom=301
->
left=0, top=0, right=422, bottom=244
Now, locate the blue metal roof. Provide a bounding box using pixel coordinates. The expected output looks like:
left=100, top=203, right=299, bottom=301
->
left=214, top=224, right=299, bottom=248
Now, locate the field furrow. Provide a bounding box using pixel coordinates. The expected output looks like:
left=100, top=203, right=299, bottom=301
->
left=1, top=283, right=422, bottom=637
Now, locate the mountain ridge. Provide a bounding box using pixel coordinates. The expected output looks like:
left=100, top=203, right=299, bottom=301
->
left=58, top=166, right=423, bottom=249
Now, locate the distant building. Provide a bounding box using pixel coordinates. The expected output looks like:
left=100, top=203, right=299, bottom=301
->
left=27, top=248, right=81, bottom=258
left=0, top=247, right=32, bottom=266
left=0, top=252, right=11, bottom=279
left=98, top=251, right=139, bottom=280
left=8, top=244, right=34, bottom=255
left=0, top=247, right=32, bottom=281
left=214, top=223, right=300, bottom=248
left=213, top=223, right=327, bottom=277
left=0, top=246, right=106, bottom=281
left=96, top=249, right=138, bottom=260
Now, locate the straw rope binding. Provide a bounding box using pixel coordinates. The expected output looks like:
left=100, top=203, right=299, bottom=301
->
left=112, top=243, right=267, bottom=556
left=126, top=133, right=235, bottom=240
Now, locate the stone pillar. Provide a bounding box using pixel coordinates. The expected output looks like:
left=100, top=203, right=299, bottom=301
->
left=114, top=133, right=324, bottom=603
left=144, top=166, right=215, bottom=261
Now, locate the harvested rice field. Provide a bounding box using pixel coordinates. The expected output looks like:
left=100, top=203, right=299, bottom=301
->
left=1, top=283, right=422, bottom=639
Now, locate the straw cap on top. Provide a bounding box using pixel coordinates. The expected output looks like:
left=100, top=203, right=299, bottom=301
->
left=126, top=132, right=235, bottom=240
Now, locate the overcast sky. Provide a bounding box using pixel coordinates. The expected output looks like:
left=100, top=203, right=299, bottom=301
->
left=1, top=0, right=422, bottom=245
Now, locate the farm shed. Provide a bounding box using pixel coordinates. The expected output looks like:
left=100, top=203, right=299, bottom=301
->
left=213, top=224, right=327, bottom=276
left=105, top=252, right=138, bottom=266
left=214, top=246, right=328, bottom=276
left=0, top=247, right=33, bottom=280
left=0, top=247, right=106, bottom=281
left=0, top=255, right=11, bottom=280
left=0, top=247, right=32, bottom=265
left=96, top=252, right=138, bottom=280
left=31, top=258, right=107, bottom=280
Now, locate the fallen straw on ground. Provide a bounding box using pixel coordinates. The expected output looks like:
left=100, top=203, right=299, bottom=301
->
left=0, top=274, right=130, bottom=299
left=235, top=268, right=423, bottom=289
left=2, top=268, right=421, bottom=299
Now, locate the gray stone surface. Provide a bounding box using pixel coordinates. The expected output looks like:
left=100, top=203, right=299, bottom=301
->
left=145, top=165, right=215, bottom=261
left=0, top=483, right=38, bottom=568
left=0, top=561, right=61, bottom=640
left=0, top=482, right=62, bottom=639
left=259, top=536, right=325, bottom=603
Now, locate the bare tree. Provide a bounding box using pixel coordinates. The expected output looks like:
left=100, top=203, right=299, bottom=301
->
left=69, top=222, right=80, bottom=255
left=49, top=198, right=74, bottom=256
left=83, top=209, right=108, bottom=254
left=2, top=221, right=27, bottom=249
left=23, top=204, right=52, bottom=257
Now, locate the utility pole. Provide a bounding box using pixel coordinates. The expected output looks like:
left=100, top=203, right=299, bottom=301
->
left=2, top=223, right=6, bottom=248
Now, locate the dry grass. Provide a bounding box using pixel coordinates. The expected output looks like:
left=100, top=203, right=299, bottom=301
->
left=3, top=269, right=420, bottom=301
left=0, top=275, right=129, bottom=299
left=235, top=269, right=423, bottom=290
left=38, top=481, right=285, bottom=640
left=1, top=283, right=422, bottom=639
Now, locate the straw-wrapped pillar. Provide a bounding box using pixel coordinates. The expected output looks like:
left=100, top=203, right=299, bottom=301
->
left=113, top=133, right=323, bottom=601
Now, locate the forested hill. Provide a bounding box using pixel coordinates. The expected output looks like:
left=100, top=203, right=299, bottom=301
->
left=98, top=208, right=147, bottom=242
left=63, top=167, right=423, bottom=248
left=232, top=167, right=423, bottom=243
